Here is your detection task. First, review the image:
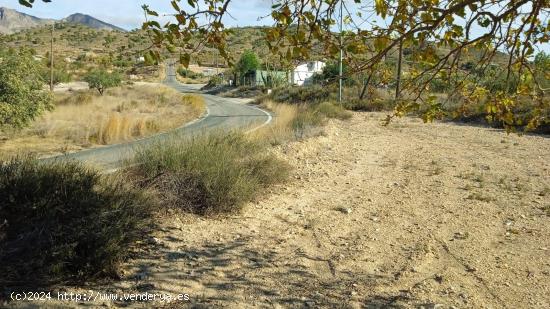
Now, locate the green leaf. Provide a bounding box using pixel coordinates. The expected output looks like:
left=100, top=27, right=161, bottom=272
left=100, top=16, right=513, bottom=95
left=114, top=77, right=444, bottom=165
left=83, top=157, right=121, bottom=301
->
left=171, top=1, right=181, bottom=12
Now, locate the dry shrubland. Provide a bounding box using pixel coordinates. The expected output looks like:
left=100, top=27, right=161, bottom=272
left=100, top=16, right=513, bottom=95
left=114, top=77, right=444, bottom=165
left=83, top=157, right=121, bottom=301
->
left=0, top=84, right=205, bottom=158
left=253, top=99, right=351, bottom=144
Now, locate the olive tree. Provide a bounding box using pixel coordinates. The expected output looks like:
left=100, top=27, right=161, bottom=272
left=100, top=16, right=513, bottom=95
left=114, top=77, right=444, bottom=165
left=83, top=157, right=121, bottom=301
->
left=0, top=50, right=53, bottom=129
left=84, top=70, right=122, bottom=95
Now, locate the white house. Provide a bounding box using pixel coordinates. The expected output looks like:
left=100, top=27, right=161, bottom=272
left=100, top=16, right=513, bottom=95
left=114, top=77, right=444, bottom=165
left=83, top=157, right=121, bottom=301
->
left=292, top=61, right=325, bottom=86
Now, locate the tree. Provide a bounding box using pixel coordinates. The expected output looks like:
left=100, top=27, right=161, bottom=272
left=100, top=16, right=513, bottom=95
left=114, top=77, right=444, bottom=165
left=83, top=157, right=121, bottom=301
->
left=533, top=52, right=550, bottom=91
left=140, top=0, right=549, bottom=131
left=19, top=0, right=550, bottom=131
left=235, top=50, right=259, bottom=85
left=84, top=70, right=122, bottom=95
left=0, top=50, right=53, bottom=129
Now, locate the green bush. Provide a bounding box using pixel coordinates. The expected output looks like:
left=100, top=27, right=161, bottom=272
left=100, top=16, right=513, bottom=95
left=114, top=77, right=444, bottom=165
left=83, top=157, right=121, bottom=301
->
left=0, top=158, right=152, bottom=287
left=130, top=132, right=290, bottom=215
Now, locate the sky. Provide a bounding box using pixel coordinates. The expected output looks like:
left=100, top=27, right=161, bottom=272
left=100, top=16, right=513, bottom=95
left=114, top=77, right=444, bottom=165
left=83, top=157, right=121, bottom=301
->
left=0, top=0, right=274, bottom=30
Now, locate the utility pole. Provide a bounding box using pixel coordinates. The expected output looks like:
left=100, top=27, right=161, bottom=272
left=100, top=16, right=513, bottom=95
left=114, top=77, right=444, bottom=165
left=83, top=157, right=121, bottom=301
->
left=338, top=0, right=343, bottom=103
left=50, top=23, right=54, bottom=92
left=395, top=37, right=403, bottom=100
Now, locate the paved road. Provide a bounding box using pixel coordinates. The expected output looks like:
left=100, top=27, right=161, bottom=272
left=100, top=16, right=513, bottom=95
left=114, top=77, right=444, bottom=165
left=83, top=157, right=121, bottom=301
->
left=46, top=64, right=271, bottom=170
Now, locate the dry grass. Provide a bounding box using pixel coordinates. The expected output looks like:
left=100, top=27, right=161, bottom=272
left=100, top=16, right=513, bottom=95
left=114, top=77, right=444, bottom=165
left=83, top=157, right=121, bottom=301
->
left=253, top=99, right=350, bottom=144
left=129, top=131, right=290, bottom=215
left=0, top=84, right=205, bottom=158
left=251, top=100, right=300, bottom=145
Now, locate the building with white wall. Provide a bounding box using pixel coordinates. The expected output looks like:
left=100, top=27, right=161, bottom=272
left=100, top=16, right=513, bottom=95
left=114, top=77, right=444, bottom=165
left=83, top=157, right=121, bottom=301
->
left=292, top=61, right=326, bottom=86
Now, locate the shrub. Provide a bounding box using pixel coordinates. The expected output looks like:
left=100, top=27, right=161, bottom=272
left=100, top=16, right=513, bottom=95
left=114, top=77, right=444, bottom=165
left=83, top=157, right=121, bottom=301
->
left=177, top=68, right=202, bottom=79
left=41, top=68, right=72, bottom=86
left=0, top=158, right=152, bottom=287
left=315, top=101, right=352, bottom=120
left=203, top=75, right=224, bottom=89
left=268, top=84, right=334, bottom=105
left=130, top=132, right=289, bottom=215
left=291, top=109, right=325, bottom=138
left=55, top=90, right=94, bottom=105
left=344, top=98, right=396, bottom=111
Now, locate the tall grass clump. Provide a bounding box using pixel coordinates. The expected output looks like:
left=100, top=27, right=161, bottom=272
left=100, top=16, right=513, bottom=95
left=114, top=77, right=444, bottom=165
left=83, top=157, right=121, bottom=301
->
left=315, top=101, right=352, bottom=120
left=0, top=158, right=152, bottom=288
left=130, top=132, right=290, bottom=215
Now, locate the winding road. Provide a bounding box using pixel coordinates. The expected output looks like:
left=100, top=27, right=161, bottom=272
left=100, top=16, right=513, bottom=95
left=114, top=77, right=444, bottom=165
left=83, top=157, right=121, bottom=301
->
left=46, top=64, right=271, bottom=170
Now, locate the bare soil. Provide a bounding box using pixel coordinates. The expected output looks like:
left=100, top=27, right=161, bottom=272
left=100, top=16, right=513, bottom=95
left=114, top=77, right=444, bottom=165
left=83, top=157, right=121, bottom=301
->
left=15, top=112, right=550, bottom=308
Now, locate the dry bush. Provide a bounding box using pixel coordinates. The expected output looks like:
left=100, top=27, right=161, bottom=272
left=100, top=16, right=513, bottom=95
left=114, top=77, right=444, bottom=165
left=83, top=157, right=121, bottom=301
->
left=254, top=99, right=350, bottom=143
left=252, top=100, right=299, bottom=144
left=0, top=84, right=205, bottom=157
left=129, top=131, right=290, bottom=216
left=0, top=157, right=153, bottom=288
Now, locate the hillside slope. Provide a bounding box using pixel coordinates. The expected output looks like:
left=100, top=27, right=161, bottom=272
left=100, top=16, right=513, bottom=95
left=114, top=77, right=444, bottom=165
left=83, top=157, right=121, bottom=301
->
left=62, top=13, right=125, bottom=32
left=0, top=7, right=124, bottom=34
left=0, top=7, right=53, bottom=34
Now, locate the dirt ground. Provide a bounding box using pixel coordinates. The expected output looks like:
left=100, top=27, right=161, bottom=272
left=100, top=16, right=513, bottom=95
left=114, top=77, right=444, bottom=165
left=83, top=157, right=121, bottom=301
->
left=13, top=112, right=550, bottom=308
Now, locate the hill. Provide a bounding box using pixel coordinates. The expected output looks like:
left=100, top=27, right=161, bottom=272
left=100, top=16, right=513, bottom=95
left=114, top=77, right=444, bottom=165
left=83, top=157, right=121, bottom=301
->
left=62, top=13, right=126, bottom=32
left=0, top=7, right=124, bottom=34
left=0, top=7, right=53, bottom=34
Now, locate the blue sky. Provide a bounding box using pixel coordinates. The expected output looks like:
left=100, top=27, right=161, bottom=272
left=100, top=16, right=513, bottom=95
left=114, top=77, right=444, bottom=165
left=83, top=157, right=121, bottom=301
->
left=0, top=0, right=274, bottom=30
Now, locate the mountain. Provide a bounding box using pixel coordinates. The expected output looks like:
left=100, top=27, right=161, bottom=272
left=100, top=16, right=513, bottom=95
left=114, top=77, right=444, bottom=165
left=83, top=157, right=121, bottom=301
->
left=62, top=13, right=125, bottom=32
left=0, top=7, right=54, bottom=34
left=0, top=7, right=125, bottom=34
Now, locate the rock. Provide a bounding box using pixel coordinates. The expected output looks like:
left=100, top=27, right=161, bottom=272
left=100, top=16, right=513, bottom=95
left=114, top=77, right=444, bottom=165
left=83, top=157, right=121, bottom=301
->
left=340, top=207, right=352, bottom=214
left=147, top=237, right=162, bottom=245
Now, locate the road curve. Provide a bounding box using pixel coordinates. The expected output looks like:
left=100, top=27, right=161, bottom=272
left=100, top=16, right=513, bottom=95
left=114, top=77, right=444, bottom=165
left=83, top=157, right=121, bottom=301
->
left=45, top=64, right=271, bottom=170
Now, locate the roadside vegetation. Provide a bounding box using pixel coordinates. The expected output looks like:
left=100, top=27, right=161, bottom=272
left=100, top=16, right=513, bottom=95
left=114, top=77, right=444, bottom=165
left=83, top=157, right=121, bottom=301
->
left=129, top=132, right=290, bottom=215
left=0, top=158, right=153, bottom=288
left=0, top=130, right=291, bottom=289
left=0, top=85, right=205, bottom=158
left=176, top=67, right=209, bottom=84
